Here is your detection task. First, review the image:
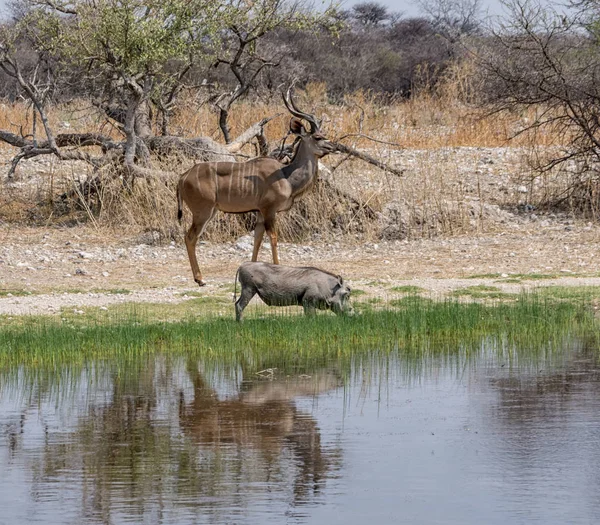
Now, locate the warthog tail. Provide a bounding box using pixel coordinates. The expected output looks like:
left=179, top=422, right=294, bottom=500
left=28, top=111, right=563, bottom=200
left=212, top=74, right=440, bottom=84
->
left=176, top=184, right=183, bottom=224
left=233, top=267, right=240, bottom=303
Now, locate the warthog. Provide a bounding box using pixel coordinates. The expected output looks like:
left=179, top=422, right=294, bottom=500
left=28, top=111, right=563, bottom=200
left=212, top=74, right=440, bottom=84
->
left=234, top=262, right=353, bottom=321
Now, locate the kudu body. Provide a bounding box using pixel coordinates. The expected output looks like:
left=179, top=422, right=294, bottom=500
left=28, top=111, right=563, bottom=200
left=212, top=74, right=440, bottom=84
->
left=177, top=91, right=334, bottom=286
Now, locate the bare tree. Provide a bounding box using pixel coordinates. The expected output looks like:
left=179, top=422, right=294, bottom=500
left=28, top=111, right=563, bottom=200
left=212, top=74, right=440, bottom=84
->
left=0, top=0, right=338, bottom=189
left=416, top=0, right=482, bottom=42
left=476, top=0, right=600, bottom=212
left=212, top=0, right=338, bottom=145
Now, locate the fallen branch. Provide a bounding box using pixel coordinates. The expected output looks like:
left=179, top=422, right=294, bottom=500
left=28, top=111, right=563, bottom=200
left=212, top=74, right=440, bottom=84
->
left=226, top=115, right=279, bottom=154
left=332, top=142, right=404, bottom=177
left=5, top=140, right=122, bottom=178
left=0, top=130, right=31, bottom=148
left=336, top=133, right=403, bottom=148
left=146, top=135, right=235, bottom=161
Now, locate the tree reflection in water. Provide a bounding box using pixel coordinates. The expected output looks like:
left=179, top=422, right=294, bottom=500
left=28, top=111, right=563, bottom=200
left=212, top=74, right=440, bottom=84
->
left=0, top=357, right=343, bottom=524
left=477, top=340, right=600, bottom=518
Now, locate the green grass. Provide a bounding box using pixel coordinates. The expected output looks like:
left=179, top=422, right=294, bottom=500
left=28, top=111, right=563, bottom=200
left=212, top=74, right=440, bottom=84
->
left=54, top=288, right=134, bottom=295
left=469, top=272, right=593, bottom=281
left=451, top=285, right=515, bottom=299
left=0, top=293, right=597, bottom=370
left=217, top=283, right=237, bottom=293
left=538, top=285, right=600, bottom=301
left=60, top=296, right=233, bottom=324
left=0, top=289, right=34, bottom=297
left=390, top=285, right=425, bottom=294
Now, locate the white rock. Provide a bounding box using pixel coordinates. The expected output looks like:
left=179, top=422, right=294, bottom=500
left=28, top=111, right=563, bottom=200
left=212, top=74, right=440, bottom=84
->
left=235, top=235, right=254, bottom=251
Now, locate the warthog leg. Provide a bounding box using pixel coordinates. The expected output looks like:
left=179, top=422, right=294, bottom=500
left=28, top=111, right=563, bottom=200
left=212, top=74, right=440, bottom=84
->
left=235, top=286, right=257, bottom=321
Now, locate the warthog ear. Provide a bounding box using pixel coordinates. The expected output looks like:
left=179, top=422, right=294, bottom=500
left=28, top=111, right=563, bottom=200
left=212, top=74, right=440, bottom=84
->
left=337, top=275, right=344, bottom=286
left=290, top=117, right=306, bottom=136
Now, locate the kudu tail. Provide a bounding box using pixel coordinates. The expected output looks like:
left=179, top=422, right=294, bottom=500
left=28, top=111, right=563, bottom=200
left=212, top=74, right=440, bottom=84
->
left=176, top=182, right=183, bottom=224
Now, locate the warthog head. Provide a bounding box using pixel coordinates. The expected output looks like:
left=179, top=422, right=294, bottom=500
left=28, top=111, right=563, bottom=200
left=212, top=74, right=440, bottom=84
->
left=329, top=276, right=354, bottom=316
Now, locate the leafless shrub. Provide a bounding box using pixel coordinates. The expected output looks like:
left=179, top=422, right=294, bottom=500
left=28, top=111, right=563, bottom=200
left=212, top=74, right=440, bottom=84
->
left=476, top=0, right=600, bottom=216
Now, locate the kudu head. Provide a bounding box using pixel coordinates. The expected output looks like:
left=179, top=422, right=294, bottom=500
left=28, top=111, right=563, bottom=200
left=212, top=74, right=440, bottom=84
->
left=283, top=88, right=335, bottom=159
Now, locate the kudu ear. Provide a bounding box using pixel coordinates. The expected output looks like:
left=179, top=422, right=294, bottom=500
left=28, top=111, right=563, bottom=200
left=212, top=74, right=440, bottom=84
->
left=289, top=117, right=306, bottom=136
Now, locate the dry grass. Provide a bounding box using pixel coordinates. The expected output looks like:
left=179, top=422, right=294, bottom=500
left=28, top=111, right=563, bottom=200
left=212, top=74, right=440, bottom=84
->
left=0, top=67, right=577, bottom=242
left=95, top=168, right=378, bottom=244
left=168, top=86, right=545, bottom=151
left=0, top=64, right=554, bottom=154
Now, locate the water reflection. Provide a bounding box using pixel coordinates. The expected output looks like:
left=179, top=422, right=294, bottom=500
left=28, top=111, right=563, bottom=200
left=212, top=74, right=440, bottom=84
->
left=180, top=362, right=342, bottom=507
left=0, top=359, right=342, bottom=524
left=478, top=343, right=600, bottom=522
left=2, top=342, right=600, bottom=524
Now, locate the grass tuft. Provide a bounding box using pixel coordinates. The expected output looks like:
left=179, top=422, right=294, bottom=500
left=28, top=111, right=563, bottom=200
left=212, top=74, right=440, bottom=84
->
left=390, top=285, right=425, bottom=294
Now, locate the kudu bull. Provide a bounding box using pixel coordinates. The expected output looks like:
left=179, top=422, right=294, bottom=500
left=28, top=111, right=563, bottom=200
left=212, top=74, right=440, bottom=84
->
left=177, top=89, right=335, bottom=286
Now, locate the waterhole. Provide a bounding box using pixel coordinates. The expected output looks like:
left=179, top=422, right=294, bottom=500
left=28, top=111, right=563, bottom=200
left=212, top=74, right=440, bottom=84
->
left=1, top=341, right=599, bottom=524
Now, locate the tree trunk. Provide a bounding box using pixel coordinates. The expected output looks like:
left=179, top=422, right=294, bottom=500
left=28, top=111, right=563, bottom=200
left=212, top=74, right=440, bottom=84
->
left=134, top=99, right=153, bottom=139
left=219, top=107, right=232, bottom=144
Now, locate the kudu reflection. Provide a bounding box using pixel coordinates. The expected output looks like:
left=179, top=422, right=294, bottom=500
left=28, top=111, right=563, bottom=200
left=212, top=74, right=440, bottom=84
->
left=179, top=362, right=342, bottom=503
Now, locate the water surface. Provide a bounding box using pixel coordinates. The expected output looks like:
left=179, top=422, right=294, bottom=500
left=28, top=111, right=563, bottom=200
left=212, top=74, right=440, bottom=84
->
left=1, top=343, right=599, bottom=524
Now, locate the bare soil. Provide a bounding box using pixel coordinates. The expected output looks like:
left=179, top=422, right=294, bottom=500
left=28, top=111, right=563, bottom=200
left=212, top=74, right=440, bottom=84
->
left=1, top=220, right=600, bottom=316
left=2, top=145, right=600, bottom=316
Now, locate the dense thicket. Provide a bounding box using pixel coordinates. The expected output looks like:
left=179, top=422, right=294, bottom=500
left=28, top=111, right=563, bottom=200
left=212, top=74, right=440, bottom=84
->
left=0, top=1, right=477, bottom=102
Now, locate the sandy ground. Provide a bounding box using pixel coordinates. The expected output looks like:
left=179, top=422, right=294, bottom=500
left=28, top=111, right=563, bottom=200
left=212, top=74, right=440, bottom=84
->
left=2, top=144, right=600, bottom=316
left=1, top=221, right=600, bottom=316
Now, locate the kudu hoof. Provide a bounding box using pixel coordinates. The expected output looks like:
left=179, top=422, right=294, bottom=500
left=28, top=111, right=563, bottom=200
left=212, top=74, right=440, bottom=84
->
left=195, top=279, right=207, bottom=287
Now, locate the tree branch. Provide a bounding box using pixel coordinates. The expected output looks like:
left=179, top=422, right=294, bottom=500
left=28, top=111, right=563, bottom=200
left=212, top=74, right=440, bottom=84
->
left=331, top=142, right=405, bottom=177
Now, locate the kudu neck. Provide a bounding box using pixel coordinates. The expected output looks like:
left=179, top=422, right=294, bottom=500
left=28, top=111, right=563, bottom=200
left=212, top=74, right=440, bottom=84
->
left=285, top=139, right=319, bottom=195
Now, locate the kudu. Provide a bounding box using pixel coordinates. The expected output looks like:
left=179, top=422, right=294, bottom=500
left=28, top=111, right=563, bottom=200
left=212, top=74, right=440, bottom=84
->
left=176, top=89, right=335, bottom=286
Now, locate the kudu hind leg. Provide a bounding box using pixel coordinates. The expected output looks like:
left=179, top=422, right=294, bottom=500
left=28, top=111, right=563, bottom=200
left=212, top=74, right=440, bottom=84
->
left=252, top=214, right=266, bottom=262
left=265, top=216, right=279, bottom=265
left=185, top=210, right=214, bottom=286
